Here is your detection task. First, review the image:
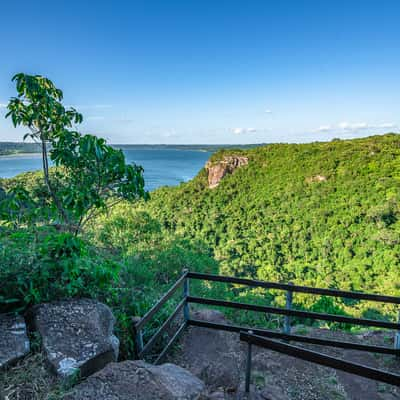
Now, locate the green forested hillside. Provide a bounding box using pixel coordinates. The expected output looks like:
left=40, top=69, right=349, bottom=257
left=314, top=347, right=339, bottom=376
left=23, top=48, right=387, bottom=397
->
left=1, top=134, right=400, bottom=358
left=137, top=134, right=400, bottom=311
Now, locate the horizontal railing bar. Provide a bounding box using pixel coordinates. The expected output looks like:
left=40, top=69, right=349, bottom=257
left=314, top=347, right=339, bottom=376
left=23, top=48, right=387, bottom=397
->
left=154, top=321, right=187, bottom=365
left=240, top=332, right=400, bottom=386
left=188, top=319, right=399, bottom=355
left=135, top=272, right=187, bottom=331
left=187, top=272, right=400, bottom=304
left=140, top=299, right=186, bottom=358
left=187, top=296, right=400, bottom=330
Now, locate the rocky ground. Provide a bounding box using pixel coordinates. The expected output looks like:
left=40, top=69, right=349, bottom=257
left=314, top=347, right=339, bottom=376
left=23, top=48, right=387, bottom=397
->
left=169, top=309, right=400, bottom=400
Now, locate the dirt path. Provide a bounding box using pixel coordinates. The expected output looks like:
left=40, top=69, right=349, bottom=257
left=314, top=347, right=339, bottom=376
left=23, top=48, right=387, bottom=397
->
left=335, top=350, right=382, bottom=400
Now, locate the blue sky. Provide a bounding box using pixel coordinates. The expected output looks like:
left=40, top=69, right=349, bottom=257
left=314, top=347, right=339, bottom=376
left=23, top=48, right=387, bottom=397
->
left=0, top=0, right=399, bottom=144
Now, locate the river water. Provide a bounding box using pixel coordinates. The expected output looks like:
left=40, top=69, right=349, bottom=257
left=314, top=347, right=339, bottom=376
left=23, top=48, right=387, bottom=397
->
left=0, top=148, right=212, bottom=191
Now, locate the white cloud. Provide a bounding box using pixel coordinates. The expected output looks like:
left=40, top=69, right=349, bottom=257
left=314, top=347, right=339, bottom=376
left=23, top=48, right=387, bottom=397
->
left=316, top=121, right=397, bottom=134
left=232, top=127, right=257, bottom=134
left=338, top=122, right=350, bottom=129
left=348, top=122, right=368, bottom=130
left=377, top=122, right=396, bottom=129
left=162, top=131, right=179, bottom=138
left=338, top=122, right=369, bottom=130
left=265, top=109, right=272, bottom=114
left=0, top=103, right=7, bottom=108
left=338, top=121, right=394, bottom=131
left=317, top=125, right=332, bottom=132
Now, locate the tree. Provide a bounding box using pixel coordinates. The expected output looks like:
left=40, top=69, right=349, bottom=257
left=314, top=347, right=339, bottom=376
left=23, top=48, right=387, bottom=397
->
left=4, top=73, right=148, bottom=233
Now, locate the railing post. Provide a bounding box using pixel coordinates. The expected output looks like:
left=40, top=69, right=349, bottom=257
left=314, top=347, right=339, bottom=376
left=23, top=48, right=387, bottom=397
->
left=245, top=330, right=253, bottom=394
left=284, top=282, right=293, bottom=335
left=395, top=310, right=400, bottom=356
left=182, top=268, right=190, bottom=321
left=132, top=316, right=144, bottom=359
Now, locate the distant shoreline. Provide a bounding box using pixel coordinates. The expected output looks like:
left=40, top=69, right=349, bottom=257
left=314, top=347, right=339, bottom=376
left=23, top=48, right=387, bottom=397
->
left=0, top=143, right=264, bottom=157
left=0, top=152, right=41, bottom=157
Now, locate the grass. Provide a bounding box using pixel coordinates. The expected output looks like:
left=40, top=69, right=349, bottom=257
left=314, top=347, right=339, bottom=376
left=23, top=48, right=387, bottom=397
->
left=0, top=353, right=68, bottom=400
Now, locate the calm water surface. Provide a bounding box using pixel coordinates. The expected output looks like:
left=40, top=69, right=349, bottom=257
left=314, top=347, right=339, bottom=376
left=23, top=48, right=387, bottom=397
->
left=0, top=149, right=212, bottom=191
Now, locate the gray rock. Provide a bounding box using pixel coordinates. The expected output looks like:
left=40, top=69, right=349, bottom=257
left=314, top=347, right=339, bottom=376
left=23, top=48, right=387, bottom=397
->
left=27, top=299, right=119, bottom=378
left=172, top=309, right=243, bottom=392
left=63, top=360, right=207, bottom=400
left=0, top=314, right=30, bottom=369
left=260, top=386, right=289, bottom=400
left=207, top=391, right=226, bottom=399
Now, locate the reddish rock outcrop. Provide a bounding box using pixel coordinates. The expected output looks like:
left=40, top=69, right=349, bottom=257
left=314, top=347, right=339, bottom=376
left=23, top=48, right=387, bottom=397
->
left=205, top=156, right=248, bottom=189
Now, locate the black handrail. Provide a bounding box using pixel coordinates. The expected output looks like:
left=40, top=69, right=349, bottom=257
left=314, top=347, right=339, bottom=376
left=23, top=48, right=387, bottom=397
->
left=240, top=331, right=400, bottom=389
left=139, top=299, right=186, bottom=358
left=154, top=321, right=187, bottom=365
left=187, top=295, right=400, bottom=330
left=135, top=271, right=187, bottom=331
left=132, top=269, right=400, bottom=391
left=188, top=272, right=400, bottom=304
left=188, top=318, right=400, bottom=356
left=132, top=270, right=189, bottom=361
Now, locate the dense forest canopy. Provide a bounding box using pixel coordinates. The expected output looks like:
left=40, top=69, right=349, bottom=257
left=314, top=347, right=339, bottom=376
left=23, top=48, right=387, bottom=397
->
left=134, top=134, right=400, bottom=315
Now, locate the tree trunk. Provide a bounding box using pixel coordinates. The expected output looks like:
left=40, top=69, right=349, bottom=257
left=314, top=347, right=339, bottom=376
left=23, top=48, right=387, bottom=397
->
left=40, top=139, right=71, bottom=229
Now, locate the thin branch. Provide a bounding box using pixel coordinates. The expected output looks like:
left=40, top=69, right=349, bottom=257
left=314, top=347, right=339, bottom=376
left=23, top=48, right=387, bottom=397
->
left=79, top=198, right=124, bottom=231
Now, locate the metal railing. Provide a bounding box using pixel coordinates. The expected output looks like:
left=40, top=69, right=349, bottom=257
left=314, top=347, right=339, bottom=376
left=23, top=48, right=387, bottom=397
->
left=240, top=331, right=400, bottom=391
left=132, top=270, right=400, bottom=389
left=132, top=270, right=189, bottom=364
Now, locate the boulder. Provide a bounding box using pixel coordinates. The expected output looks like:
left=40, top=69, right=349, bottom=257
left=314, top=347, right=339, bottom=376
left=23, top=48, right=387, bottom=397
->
left=207, top=391, right=226, bottom=400
left=0, top=314, right=30, bottom=369
left=27, top=299, right=119, bottom=378
left=172, top=309, right=243, bottom=392
left=205, top=156, right=248, bottom=188
left=260, top=386, right=289, bottom=400
left=62, top=360, right=207, bottom=400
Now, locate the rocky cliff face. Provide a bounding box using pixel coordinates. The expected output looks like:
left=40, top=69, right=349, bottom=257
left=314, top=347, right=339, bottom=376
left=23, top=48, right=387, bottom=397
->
left=205, top=156, right=248, bottom=189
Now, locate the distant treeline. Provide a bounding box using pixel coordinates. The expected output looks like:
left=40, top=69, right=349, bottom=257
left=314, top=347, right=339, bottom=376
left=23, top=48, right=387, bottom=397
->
left=0, top=142, right=264, bottom=156
left=0, top=142, right=41, bottom=155
left=113, top=143, right=266, bottom=152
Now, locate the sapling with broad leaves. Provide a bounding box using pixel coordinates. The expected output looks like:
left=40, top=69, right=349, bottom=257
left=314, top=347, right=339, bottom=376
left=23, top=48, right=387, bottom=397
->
left=3, top=73, right=148, bottom=233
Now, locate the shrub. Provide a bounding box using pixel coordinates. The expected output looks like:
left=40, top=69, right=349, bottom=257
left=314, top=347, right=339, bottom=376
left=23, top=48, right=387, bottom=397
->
left=92, top=204, right=162, bottom=254
left=0, top=228, right=120, bottom=313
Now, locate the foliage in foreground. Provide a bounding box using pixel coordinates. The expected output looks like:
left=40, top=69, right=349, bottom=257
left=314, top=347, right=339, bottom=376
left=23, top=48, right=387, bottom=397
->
left=2, top=73, right=147, bottom=233
left=0, top=205, right=218, bottom=357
